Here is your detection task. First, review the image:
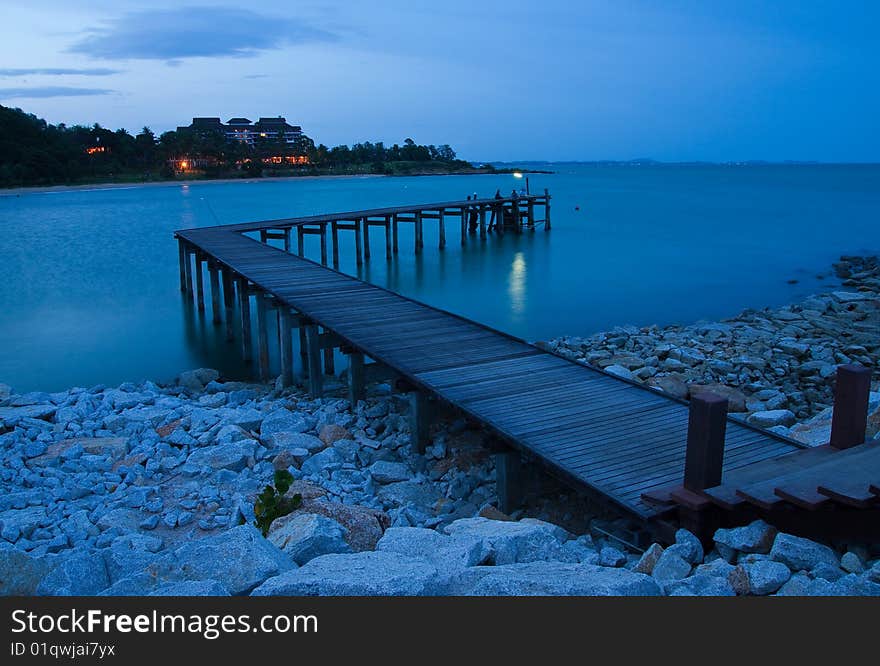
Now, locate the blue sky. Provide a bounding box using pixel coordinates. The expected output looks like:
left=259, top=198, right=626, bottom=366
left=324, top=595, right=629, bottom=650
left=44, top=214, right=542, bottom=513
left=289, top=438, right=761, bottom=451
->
left=0, top=1, right=877, bottom=161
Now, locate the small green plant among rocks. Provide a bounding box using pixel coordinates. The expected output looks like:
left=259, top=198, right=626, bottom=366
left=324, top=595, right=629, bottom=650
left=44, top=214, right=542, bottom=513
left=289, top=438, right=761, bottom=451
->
left=254, top=470, right=302, bottom=536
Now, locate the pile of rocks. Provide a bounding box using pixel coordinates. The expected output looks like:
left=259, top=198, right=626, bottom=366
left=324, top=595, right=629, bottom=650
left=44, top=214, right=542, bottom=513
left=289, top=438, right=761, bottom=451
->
left=542, top=255, right=880, bottom=441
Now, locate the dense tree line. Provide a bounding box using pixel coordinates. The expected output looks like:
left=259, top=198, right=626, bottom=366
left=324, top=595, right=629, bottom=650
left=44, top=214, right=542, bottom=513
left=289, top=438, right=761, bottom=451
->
left=0, top=105, right=474, bottom=187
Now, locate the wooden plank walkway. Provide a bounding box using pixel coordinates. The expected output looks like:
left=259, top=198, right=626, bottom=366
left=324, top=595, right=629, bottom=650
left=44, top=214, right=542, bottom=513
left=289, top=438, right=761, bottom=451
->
left=175, top=215, right=808, bottom=520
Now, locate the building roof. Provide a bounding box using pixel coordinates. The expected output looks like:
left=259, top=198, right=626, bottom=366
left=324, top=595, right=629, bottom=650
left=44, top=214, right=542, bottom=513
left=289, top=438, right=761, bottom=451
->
left=226, top=118, right=252, bottom=125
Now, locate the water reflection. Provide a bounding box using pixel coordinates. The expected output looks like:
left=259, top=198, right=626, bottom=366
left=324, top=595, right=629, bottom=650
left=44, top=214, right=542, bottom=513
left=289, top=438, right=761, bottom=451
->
left=507, top=252, right=527, bottom=317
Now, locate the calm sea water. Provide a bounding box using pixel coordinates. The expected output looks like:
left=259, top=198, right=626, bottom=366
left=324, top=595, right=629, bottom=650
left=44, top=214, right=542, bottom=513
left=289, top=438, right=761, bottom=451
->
left=1, top=164, right=878, bottom=392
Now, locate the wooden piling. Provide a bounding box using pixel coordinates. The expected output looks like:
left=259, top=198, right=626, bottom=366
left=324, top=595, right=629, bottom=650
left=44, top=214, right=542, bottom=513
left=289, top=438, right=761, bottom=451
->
left=297, top=226, right=305, bottom=257
left=363, top=220, right=371, bottom=261
left=348, top=351, right=365, bottom=406
left=222, top=270, right=235, bottom=341
left=194, top=252, right=205, bottom=311
left=392, top=214, right=399, bottom=254
left=460, top=207, right=466, bottom=246
left=384, top=215, right=392, bottom=261
left=323, top=328, right=335, bottom=376
left=331, top=222, right=340, bottom=267
left=305, top=324, right=323, bottom=397
left=683, top=393, right=728, bottom=492
left=544, top=188, right=552, bottom=230
left=355, top=219, right=364, bottom=266
left=182, top=245, right=193, bottom=295
left=237, top=278, right=252, bottom=362
left=410, top=391, right=430, bottom=453
left=438, top=208, right=446, bottom=249
left=256, top=293, right=271, bottom=381
left=415, top=211, right=423, bottom=253
left=495, top=450, right=523, bottom=514
left=479, top=207, right=486, bottom=238
left=208, top=262, right=221, bottom=325
left=830, top=365, right=872, bottom=449
left=320, top=223, right=328, bottom=266
left=283, top=228, right=291, bottom=252
left=260, top=229, right=268, bottom=244
left=278, top=307, right=293, bottom=388
left=177, top=239, right=188, bottom=292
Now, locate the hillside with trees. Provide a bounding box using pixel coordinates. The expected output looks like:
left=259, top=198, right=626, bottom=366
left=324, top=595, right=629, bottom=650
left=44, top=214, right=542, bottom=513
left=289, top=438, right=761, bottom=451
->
left=0, top=105, right=486, bottom=188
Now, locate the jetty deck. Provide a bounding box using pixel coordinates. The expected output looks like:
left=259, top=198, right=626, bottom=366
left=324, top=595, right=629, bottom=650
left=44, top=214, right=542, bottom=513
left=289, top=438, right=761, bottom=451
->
left=175, top=195, right=878, bottom=532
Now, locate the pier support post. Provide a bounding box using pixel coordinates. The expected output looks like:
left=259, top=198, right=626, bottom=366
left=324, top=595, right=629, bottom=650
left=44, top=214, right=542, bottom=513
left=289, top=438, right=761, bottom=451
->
left=409, top=391, right=431, bottom=454
left=544, top=188, right=551, bottom=230
left=384, top=216, right=392, bottom=261
left=297, top=227, right=305, bottom=257
left=208, top=263, right=221, bottom=325
left=222, top=271, right=235, bottom=341
left=323, top=330, right=335, bottom=376
left=392, top=215, right=399, bottom=254
left=320, top=224, right=328, bottom=266
left=830, top=365, right=871, bottom=449
left=438, top=209, right=446, bottom=249
left=194, top=252, right=205, bottom=311
left=182, top=245, right=193, bottom=296
left=363, top=221, right=372, bottom=261
left=683, top=393, right=728, bottom=492
left=355, top=219, right=364, bottom=267
left=479, top=208, right=486, bottom=238
left=348, top=351, right=365, bottom=406
left=414, top=211, right=423, bottom=253
left=299, top=327, right=309, bottom=377
left=278, top=307, right=294, bottom=388
left=460, top=208, right=466, bottom=246
left=256, top=294, right=271, bottom=382
left=331, top=222, right=340, bottom=267
left=283, top=228, right=291, bottom=253
left=237, top=278, right=252, bottom=362
left=177, top=239, right=188, bottom=292
left=305, top=324, right=323, bottom=397
left=527, top=199, right=535, bottom=230
left=495, top=450, right=523, bottom=514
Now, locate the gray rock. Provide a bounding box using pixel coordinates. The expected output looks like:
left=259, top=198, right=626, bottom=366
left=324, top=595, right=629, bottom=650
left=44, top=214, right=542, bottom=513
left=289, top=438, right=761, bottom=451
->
left=177, top=368, right=219, bottom=391
left=378, top=480, right=442, bottom=509
left=633, top=543, right=663, bottom=575
left=369, top=461, right=411, bottom=484
left=652, top=550, right=692, bottom=585
left=747, top=410, right=797, bottom=428
left=260, top=409, right=310, bottom=438
left=744, top=560, right=791, bottom=595
left=666, top=574, right=735, bottom=596
left=598, top=546, right=626, bottom=567
left=841, top=551, right=865, bottom=574
left=714, top=520, right=777, bottom=554
left=775, top=571, right=813, bottom=596
left=670, top=529, right=703, bottom=564
left=467, top=562, right=661, bottom=596
left=267, top=513, right=351, bottom=565
left=300, top=447, right=343, bottom=476
left=0, top=543, right=51, bottom=594
left=0, top=506, right=47, bottom=542
left=149, top=580, right=231, bottom=596
left=149, top=525, right=295, bottom=595
left=376, top=527, right=489, bottom=568
left=810, top=562, right=845, bottom=582
left=37, top=550, right=110, bottom=596
left=604, top=364, right=635, bottom=381
left=186, top=440, right=256, bottom=472
left=251, top=552, right=439, bottom=596
left=770, top=533, right=839, bottom=572
left=266, top=432, right=324, bottom=453
left=443, top=517, right=568, bottom=565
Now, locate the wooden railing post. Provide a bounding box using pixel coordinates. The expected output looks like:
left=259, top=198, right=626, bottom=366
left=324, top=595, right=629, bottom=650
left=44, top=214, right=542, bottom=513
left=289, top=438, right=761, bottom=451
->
left=348, top=351, right=365, bottom=406
left=683, top=393, right=728, bottom=491
left=544, top=188, right=551, bottom=230
left=830, top=364, right=872, bottom=450
left=495, top=450, right=523, bottom=514
left=409, top=391, right=430, bottom=453
left=305, top=323, right=323, bottom=397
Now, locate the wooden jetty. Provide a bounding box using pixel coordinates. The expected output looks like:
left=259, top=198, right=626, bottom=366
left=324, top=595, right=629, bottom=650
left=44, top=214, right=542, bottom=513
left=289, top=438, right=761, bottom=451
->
left=175, top=194, right=879, bottom=542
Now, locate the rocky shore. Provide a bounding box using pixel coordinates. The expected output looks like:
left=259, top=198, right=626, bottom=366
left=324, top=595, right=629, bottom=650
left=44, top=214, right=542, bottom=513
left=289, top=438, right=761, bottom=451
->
left=0, top=256, right=878, bottom=596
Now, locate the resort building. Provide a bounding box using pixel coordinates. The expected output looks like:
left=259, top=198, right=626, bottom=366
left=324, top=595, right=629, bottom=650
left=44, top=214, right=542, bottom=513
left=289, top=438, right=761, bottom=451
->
left=178, top=116, right=306, bottom=147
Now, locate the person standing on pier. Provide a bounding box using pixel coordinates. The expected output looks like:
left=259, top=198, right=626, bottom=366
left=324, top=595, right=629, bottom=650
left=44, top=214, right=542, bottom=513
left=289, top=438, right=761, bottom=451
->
left=488, top=189, right=503, bottom=232
left=468, top=193, right=480, bottom=233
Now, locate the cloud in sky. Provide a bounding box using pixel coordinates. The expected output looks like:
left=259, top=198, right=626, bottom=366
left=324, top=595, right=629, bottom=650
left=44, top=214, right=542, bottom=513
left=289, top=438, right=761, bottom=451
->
left=0, top=86, right=114, bottom=99
left=68, top=6, right=337, bottom=61
left=0, top=67, right=121, bottom=77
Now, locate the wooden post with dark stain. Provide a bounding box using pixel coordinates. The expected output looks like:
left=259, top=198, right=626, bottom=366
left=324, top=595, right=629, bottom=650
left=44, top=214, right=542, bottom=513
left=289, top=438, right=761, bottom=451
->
left=363, top=220, right=372, bottom=261
left=297, top=226, right=305, bottom=257
left=830, top=364, right=872, bottom=449
left=322, top=329, right=335, bottom=376
left=495, top=449, right=523, bottom=514
left=283, top=228, right=291, bottom=252
left=177, top=239, right=188, bottom=292
left=237, top=277, right=252, bottom=362
left=320, top=224, right=328, bottom=266
left=255, top=293, right=271, bottom=381
left=260, top=229, right=268, bottom=244
left=479, top=207, right=486, bottom=238
left=194, top=252, right=205, bottom=311
left=305, top=323, right=323, bottom=397
left=438, top=208, right=446, bottom=249
left=208, top=262, right=221, bottom=325
left=348, top=351, right=365, bottom=406
left=544, top=188, right=551, bottom=230
left=278, top=307, right=293, bottom=388
left=392, top=214, right=399, bottom=254
left=384, top=215, right=392, bottom=261
left=683, top=393, right=728, bottom=492
left=409, top=391, right=430, bottom=454
left=459, top=206, right=466, bottom=246
left=355, top=219, right=364, bottom=267
left=331, top=222, right=340, bottom=267
left=222, top=270, right=235, bottom=341
left=414, top=211, right=423, bottom=253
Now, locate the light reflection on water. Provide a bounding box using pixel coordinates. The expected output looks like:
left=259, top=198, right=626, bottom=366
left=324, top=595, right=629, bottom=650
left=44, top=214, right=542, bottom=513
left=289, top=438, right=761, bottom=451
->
left=1, top=164, right=878, bottom=392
